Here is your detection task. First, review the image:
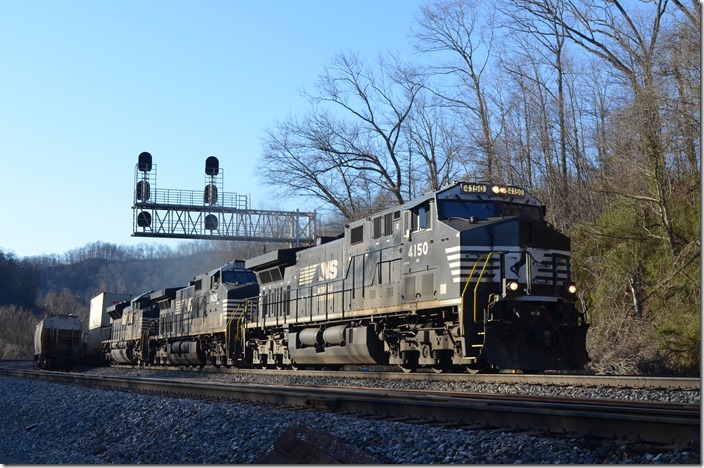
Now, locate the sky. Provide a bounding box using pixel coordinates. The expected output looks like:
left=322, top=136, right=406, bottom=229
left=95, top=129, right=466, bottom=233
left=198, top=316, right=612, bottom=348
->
left=0, top=0, right=425, bottom=258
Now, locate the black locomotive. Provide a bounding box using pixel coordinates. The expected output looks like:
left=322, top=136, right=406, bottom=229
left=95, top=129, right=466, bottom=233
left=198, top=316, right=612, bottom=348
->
left=244, top=181, right=588, bottom=372
left=92, top=260, right=257, bottom=367
left=87, top=181, right=589, bottom=373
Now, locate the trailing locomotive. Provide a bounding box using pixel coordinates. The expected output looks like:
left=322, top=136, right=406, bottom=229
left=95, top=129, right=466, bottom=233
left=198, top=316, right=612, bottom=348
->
left=90, top=181, right=588, bottom=373
left=96, top=260, right=257, bottom=367
left=245, top=181, right=589, bottom=373
left=34, top=314, right=83, bottom=370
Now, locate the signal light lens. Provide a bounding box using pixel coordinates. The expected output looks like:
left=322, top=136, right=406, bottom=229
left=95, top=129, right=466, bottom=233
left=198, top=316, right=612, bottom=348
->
left=568, top=283, right=577, bottom=294
left=507, top=281, right=519, bottom=292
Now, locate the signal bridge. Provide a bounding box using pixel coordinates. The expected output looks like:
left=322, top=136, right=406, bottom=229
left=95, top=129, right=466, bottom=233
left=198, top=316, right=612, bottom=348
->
left=132, top=152, right=317, bottom=246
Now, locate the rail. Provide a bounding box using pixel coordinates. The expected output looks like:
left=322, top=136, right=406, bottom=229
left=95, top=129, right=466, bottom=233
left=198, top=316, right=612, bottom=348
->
left=0, top=360, right=699, bottom=389
left=0, top=368, right=698, bottom=445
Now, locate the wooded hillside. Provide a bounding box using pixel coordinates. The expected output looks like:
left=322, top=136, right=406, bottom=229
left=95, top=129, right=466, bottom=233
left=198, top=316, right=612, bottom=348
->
left=0, top=241, right=251, bottom=360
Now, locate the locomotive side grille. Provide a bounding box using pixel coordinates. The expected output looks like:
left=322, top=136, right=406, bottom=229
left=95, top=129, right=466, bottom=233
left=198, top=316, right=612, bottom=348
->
left=403, top=276, right=415, bottom=301
left=140, top=318, right=151, bottom=331
left=421, top=273, right=434, bottom=297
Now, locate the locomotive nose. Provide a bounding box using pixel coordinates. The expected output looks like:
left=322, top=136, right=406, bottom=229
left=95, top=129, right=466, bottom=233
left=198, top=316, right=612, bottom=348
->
left=527, top=328, right=559, bottom=348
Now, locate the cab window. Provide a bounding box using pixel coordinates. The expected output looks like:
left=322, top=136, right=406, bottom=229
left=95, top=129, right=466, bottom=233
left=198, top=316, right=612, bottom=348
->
left=409, top=201, right=431, bottom=232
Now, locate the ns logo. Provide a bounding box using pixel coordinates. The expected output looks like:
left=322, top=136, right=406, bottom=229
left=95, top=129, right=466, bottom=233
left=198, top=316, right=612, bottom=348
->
left=299, top=259, right=339, bottom=285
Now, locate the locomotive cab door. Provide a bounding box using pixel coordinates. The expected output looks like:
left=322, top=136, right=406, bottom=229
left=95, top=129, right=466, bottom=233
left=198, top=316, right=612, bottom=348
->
left=402, top=200, right=437, bottom=304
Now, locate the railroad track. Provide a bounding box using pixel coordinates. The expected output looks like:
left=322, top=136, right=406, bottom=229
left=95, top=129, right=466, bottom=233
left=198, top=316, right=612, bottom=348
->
left=169, top=367, right=700, bottom=390
left=5, top=359, right=697, bottom=390
left=1, top=367, right=699, bottom=446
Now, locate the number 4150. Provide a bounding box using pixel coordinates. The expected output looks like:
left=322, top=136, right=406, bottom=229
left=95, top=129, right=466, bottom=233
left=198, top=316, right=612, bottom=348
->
left=408, top=241, right=429, bottom=257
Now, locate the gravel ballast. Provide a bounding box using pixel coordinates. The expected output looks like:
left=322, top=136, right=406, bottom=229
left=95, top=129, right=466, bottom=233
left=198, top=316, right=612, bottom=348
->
left=0, top=373, right=698, bottom=464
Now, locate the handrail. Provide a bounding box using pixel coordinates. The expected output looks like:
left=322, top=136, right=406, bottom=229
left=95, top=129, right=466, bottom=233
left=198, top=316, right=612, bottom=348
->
left=226, top=303, right=247, bottom=360
left=256, top=243, right=402, bottom=320
left=135, top=186, right=250, bottom=210
left=459, top=252, right=500, bottom=337
left=140, top=328, right=150, bottom=364
left=473, top=252, right=498, bottom=324
left=236, top=301, right=252, bottom=357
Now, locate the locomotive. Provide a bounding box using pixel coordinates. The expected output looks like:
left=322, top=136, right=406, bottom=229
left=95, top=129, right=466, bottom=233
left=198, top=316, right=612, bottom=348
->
left=96, top=260, right=258, bottom=367
left=91, top=181, right=588, bottom=373
left=34, top=314, right=83, bottom=370
left=245, top=181, right=589, bottom=373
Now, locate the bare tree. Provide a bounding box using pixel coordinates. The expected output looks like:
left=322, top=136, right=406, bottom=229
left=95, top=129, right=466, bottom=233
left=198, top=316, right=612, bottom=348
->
left=259, top=51, right=423, bottom=220
left=662, top=0, right=700, bottom=177
left=0, top=305, right=37, bottom=359
left=502, top=0, right=571, bottom=200
left=406, top=91, right=473, bottom=194
left=412, top=0, right=501, bottom=181
left=521, top=0, right=682, bottom=251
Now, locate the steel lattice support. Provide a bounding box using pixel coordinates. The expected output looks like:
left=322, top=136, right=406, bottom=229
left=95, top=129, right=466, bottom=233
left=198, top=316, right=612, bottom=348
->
left=132, top=203, right=317, bottom=245
left=131, top=154, right=318, bottom=246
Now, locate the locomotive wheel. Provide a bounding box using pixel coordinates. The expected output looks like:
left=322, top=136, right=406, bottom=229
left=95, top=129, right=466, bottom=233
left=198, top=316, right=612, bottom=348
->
left=432, top=356, right=452, bottom=373
left=399, top=351, right=419, bottom=373
left=398, top=364, right=417, bottom=373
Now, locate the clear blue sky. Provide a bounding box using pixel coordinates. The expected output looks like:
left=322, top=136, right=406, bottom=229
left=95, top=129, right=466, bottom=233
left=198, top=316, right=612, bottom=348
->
left=0, top=0, right=424, bottom=258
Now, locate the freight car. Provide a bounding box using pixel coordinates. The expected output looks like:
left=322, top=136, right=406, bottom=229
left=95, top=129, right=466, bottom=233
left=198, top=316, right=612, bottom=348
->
left=34, top=314, right=83, bottom=370
left=244, top=181, right=589, bottom=373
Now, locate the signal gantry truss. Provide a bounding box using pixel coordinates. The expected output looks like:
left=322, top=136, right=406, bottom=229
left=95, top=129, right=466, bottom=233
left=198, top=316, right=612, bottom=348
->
left=131, top=153, right=317, bottom=246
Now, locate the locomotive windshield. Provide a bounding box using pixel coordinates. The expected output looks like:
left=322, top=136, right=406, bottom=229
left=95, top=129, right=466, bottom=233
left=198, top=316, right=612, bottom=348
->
left=221, top=269, right=257, bottom=284
left=438, top=200, right=543, bottom=222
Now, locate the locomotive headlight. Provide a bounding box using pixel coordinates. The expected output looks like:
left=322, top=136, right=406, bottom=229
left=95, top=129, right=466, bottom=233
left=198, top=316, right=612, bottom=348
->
left=502, top=279, right=520, bottom=296
left=491, top=185, right=508, bottom=195
left=568, top=283, right=577, bottom=294
left=502, top=278, right=520, bottom=297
